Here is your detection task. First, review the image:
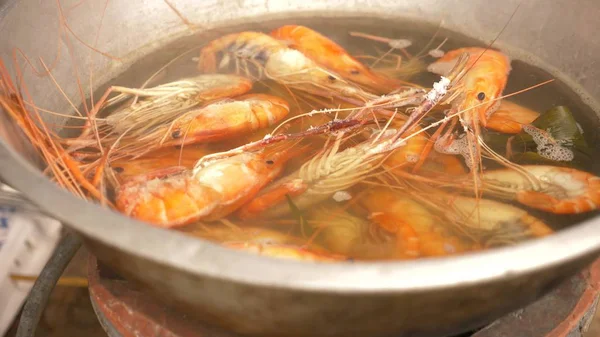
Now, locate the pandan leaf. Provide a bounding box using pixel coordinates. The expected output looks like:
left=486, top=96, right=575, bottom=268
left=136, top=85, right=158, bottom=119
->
left=484, top=106, right=593, bottom=168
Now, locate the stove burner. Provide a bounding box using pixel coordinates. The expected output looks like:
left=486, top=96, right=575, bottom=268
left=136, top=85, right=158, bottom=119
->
left=88, top=257, right=600, bottom=337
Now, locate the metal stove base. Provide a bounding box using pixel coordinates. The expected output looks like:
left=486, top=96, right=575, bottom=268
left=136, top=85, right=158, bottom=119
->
left=88, top=255, right=600, bottom=337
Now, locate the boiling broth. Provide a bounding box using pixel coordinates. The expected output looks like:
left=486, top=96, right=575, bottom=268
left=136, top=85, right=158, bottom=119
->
left=79, top=16, right=600, bottom=261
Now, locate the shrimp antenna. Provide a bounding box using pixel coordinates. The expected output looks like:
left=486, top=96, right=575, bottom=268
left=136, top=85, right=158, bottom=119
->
left=455, top=0, right=523, bottom=84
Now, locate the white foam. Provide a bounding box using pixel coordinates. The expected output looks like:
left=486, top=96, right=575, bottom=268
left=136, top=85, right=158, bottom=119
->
left=434, top=134, right=476, bottom=169
left=427, top=60, right=457, bottom=76
left=388, top=39, right=412, bottom=49
left=429, top=49, right=445, bottom=58
left=333, top=191, right=352, bottom=202
left=522, top=125, right=574, bottom=162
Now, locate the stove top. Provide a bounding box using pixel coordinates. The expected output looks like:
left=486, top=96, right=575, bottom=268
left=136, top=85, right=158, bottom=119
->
left=88, top=256, right=600, bottom=337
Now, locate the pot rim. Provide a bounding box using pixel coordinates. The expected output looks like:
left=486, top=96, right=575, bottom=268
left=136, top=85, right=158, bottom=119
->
left=1, top=137, right=599, bottom=292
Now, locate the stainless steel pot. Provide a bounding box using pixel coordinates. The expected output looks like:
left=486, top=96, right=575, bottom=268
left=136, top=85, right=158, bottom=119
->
left=1, top=1, right=599, bottom=336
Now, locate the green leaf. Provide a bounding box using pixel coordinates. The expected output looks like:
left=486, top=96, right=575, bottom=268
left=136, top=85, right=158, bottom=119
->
left=484, top=106, right=593, bottom=168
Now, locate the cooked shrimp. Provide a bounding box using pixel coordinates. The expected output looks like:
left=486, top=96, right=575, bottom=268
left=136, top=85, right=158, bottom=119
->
left=427, top=47, right=512, bottom=195
left=270, top=25, right=407, bottom=93
left=107, top=93, right=290, bottom=159
left=114, top=141, right=302, bottom=228
left=358, top=188, right=477, bottom=258
left=428, top=47, right=512, bottom=127
left=109, top=146, right=210, bottom=182
left=485, top=100, right=540, bottom=134
left=153, top=93, right=289, bottom=145
left=70, top=74, right=253, bottom=149
left=236, top=123, right=415, bottom=220
left=309, top=206, right=395, bottom=259
left=384, top=122, right=428, bottom=170
left=432, top=193, right=554, bottom=244
left=417, top=151, right=467, bottom=177
left=197, top=31, right=378, bottom=102
left=481, top=165, right=600, bottom=214
left=223, top=242, right=348, bottom=262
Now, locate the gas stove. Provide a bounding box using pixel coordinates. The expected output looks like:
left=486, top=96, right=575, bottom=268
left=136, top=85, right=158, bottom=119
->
left=87, top=256, right=600, bottom=337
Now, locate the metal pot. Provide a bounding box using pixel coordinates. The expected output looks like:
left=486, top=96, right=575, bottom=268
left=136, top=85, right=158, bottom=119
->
left=1, top=0, right=599, bottom=336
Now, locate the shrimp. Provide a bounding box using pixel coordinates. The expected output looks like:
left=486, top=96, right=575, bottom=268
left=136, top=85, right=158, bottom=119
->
left=236, top=121, right=426, bottom=220
left=309, top=206, right=396, bottom=260
left=373, top=180, right=553, bottom=247
left=114, top=141, right=303, bottom=228
left=223, top=242, right=348, bottom=262
left=109, top=146, right=210, bottom=182
left=149, top=93, right=289, bottom=146
left=481, top=165, right=600, bottom=214
left=197, top=31, right=379, bottom=102
left=358, top=188, right=477, bottom=258
left=383, top=122, right=428, bottom=170
left=430, top=193, right=554, bottom=246
left=71, top=74, right=253, bottom=148
left=428, top=47, right=512, bottom=127
left=103, top=93, right=291, bottom=159
left=426, top=47, right=512, bottom=195
left=417, top=151, right=467, bottom=177
left=485, top=100, right=540, bottom=134
left=270, top=25, right=408, bottom=94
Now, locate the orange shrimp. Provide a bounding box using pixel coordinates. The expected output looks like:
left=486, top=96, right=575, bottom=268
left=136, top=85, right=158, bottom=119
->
left=428, top=47, right=512, bottom=127
left=418, top=151, right=467, bottom=177
left=223, top=242, right=348, bottom=262
left=432, top=192, right=554, bottom=240
left=158, top=93, right=290, bottom=146
left=485, top=100, right=541, bottom=134
left=115, top=141, right=302, bottom=228
left=197, top=31, right=378, bottom=102
left=384, top=122, right=429, bottom=170
left=71, top=74, right=254, bottom=150
left=359, top=188, right=477, bottom=258
left=235, top=123, right=414, bottom=220
left=308, top=206, right=396, bottom=260
left=270, top=25, right=406, bottom=94
left=482, top=165, right=600, bottom=214
left=110, top=146, right=210, bottom=182
left=112, top=93, right=290, bottom=157
left=427, top=47, right=512, bottom=189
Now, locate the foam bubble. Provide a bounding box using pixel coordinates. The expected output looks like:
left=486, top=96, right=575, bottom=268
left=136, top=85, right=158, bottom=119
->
left=333, top=191, right=352, bottom=202
left=434, top=134, right=476, bottom=169
left=429, top=49, right=445, bottom=58
left=389, top=39, right=412, bottom=49
left=523, top=125, right=574, bottom=161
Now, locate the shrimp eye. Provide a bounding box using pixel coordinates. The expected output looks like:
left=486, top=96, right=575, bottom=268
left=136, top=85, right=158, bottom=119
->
left=349, top=69, right=360, bottom=75
left=265, top=160, right=274, bottom=165
left=477, top=92, right=486, bottom=101
left=171, top=129, right=182, bottom=139
left=327, top=75, right=337, bottom=81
